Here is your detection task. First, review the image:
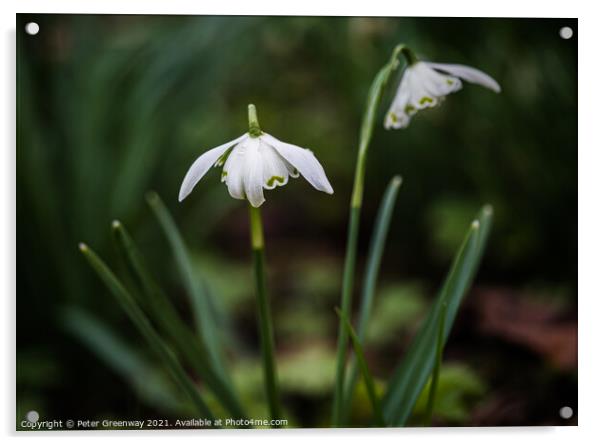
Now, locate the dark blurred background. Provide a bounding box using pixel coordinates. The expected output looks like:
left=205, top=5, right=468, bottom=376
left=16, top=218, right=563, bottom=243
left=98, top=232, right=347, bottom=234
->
left=16, top=15, right=577, bottom=428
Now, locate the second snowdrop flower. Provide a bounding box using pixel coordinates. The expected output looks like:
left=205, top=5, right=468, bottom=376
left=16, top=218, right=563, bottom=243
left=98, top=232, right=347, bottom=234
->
left=385, top=47, right=501, bottom=129
left=179, top=104, right=333, bottom=207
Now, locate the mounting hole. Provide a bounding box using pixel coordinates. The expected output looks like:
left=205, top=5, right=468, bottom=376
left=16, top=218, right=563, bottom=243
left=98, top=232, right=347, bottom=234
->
left=25, top=22, right=40, bottom=36
left=559, top=26, right=573, bottom=40
left=25, top=410, right=39, bottom=422
left=559, top=406, right=573, bottom=419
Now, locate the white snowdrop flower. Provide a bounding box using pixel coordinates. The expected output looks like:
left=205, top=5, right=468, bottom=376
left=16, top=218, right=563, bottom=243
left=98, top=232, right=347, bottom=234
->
left=179, top=105, right=333, bottom=207
left=385, top=51, right=501, bottom=130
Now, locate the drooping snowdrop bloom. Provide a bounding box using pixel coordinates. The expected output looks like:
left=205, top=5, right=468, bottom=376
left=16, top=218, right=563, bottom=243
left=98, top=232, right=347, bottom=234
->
left=179, top=105, right=333, bottom=207
left=385, top=51, right=501, bottom=129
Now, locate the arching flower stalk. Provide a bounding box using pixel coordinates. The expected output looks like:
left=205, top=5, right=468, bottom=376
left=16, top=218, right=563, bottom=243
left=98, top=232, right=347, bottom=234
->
left=332, top=44, right=501, bottom=427
left=179, top=104, right=333, bottom=422
left=332, top=44, right=409, bottom=427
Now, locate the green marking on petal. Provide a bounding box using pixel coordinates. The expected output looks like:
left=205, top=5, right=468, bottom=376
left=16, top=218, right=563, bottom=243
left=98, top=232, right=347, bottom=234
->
left=446, top=79, right=454, bottom=86
left=267, top=175, right=285, bottom=187
left=216, top=147, right=234, bottom=166
left=419, top=96, right=434, bottom=105
left=404, top=104, right=416, bottom=114
left=221, top=171, right=228, bottom=178
left=389, top=113, right=398, bottom=122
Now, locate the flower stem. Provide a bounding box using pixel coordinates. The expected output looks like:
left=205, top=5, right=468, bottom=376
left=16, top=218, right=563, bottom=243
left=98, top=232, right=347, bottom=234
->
left=332, top=206, right=360, bottom=426
left=248, top=104, right=262, bottom=138
left=332, top=44, right=406, bottom=427
left=401, top=46, right=418, bottom=66
left=248, top=204, right=282, bottom=422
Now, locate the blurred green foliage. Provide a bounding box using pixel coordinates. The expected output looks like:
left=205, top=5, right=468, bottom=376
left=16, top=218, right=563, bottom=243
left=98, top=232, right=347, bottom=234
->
left=348, top=363, right=486, bottom=426
left=365, top=283, right=426, bottom=345
left=17, top=14, right=576, bottom=426
left=410, top=364, right=487, bottom=425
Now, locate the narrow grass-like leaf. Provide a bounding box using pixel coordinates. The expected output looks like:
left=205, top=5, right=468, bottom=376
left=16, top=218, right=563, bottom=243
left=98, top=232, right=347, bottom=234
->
left=146, top=191, right=227, bottom=378
left=342, top=175, right=402, bottom=421
left=336, top=308, right=385, bottom=427
left=382, top=205, right=493, bottom=426
left=78, top=242, right=215, bottom=420
left=358, top=175, right=403, bottom=337
left=475, top=205, right=494, bottom=263
left=424, top=302, right=447, bottom=426
left=61, top=307, right=183, bottom=413
left=111, top=220, right=247, bottom=419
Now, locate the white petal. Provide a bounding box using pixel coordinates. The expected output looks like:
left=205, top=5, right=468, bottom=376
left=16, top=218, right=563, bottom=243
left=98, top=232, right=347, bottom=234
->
left=243, top=138, right=265, bottom=208
left=406, top=63, right=446, bottom=110
left=259, top=141, right=290, bottom=190
left=284, top=158, right=300, bottom=178
left=261, top=134, right=333, bottom=195
left=425, top=62, right=501, bottom=93
left=407, top=71, right=433, bottom=110
left=385, top=71, right=412, bottom=129
left=389, top=70, right=412, bottom=112
left=178, top=134, right=247, bottom=202
left=222, top=143, right=246, bottom=200
left=418, top=62, right=462, bottom=97
left=385, top=109, right=411, bottom=129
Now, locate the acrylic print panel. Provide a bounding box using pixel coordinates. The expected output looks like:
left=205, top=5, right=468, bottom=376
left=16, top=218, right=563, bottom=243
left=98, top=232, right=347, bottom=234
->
left=16, top=14, right=577, bottom=430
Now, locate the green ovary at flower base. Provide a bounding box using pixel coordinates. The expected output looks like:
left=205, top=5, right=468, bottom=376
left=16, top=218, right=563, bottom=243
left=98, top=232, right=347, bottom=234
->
left=178, top=104, right=334, bottom=423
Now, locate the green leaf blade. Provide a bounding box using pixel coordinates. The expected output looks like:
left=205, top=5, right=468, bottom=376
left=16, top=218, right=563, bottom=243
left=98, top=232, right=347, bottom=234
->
left=358, top=175, right=403, bottom=339
left=146, top=191, right=228, bottom=380
left=336, top=308, right=385, bottom=427
left=111, top=220, right=247, bottom=419
left=382, top=205, right=493, bottom=426
left=61, top=307, right=182, bottom=413
left=424, top=302, right=447, bottom=426
left=341, top=175, right=402, bottom=421
left=78, top=242, right=215, bottom=420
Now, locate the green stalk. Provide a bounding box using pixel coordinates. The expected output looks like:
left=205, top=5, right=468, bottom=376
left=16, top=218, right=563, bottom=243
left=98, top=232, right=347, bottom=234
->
left=249, top=204, right=282, bottom=422
left=246, top=104, right=282, bottom=423
left=332, top=44, right=410, bottom=426
left=247, top=104, right=262, bottom=137
left=332, top=206, right=360, bottom=427
left=111, top=220, right=247, bottom=419
left=424, top=302, right=447, bottom=426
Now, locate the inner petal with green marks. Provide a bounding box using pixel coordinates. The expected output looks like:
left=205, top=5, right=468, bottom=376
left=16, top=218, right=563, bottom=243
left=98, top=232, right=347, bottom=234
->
left=214, top=146, right=236, bottom=167
left=267, top=176, right=285, bottom=187
left=259, top=140, right=291, bottom=190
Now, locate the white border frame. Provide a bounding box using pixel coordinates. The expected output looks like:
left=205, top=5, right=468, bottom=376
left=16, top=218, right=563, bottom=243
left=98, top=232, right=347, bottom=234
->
left=4, top=1, right=598, bottom=443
